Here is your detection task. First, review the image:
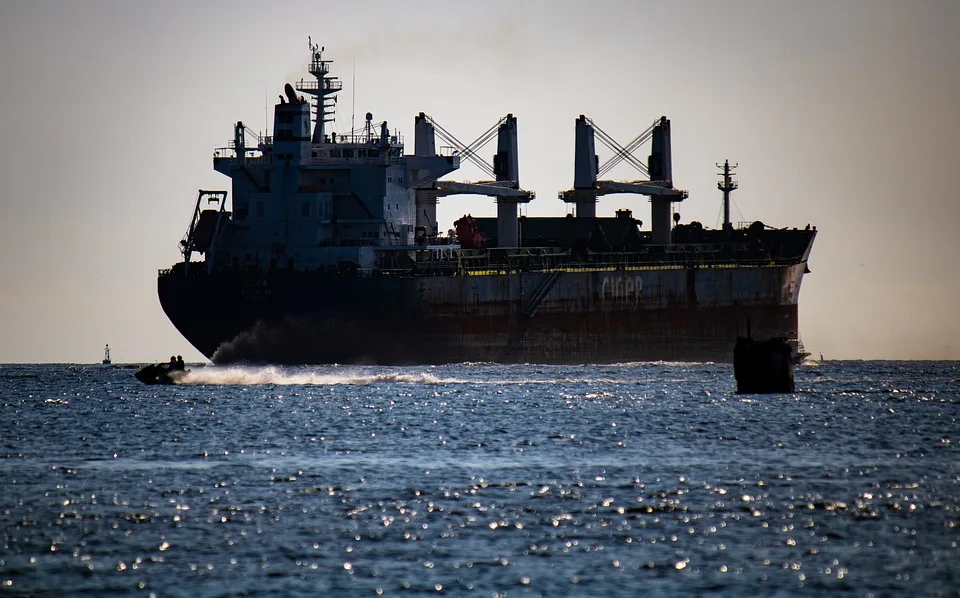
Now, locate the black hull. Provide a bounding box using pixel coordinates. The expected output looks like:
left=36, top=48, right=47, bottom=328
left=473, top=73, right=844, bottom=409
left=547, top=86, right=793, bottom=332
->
left=159, top=264, right=806, bottom=365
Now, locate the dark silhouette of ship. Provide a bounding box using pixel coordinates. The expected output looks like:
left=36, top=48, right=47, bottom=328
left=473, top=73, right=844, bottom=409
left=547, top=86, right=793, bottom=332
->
left=158, top=41, right=816, bottom=365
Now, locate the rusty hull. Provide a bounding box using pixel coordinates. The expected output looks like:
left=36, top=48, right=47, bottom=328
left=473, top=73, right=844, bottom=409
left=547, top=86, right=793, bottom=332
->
left=159, top=262, right=807, bottom=364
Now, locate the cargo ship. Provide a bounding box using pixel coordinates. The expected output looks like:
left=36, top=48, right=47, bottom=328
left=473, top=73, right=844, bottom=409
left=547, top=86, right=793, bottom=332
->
left=158, top=41, right=816, bottom=365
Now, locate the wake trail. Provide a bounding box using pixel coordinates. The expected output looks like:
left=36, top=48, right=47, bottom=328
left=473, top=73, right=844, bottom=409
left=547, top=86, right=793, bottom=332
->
left=172, top=366, right=670, bottom=387
left=176, top=366, right=455, bottom=386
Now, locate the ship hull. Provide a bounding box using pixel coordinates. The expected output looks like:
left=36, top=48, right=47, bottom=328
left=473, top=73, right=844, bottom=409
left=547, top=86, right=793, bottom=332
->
left=159, top=262, right=807, bottom=364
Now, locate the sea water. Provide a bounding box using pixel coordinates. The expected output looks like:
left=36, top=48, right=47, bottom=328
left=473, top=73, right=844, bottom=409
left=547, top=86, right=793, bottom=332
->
left=1, top=361, right=957, bottom=596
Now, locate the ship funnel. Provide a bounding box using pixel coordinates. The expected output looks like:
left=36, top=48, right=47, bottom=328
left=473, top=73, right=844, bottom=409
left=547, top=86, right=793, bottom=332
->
left=284, top=83, right=299, bottom=105
left=273, top=84, right=312, bottom=165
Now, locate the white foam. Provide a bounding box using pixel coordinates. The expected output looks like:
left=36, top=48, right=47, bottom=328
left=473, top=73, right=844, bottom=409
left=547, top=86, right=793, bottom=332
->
left=171, top=363, right=709, bottom=387
left=175, top=366, right=452, bottom=386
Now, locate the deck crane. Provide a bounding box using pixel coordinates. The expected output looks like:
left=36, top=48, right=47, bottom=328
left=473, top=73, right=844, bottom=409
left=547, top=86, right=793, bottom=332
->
left=411, top=113, right=534, bottom=247
left=559, top=115, right=688, bottom=245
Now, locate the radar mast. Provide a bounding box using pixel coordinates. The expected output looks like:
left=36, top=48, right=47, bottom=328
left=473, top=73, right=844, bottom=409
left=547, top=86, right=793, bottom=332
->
left=296, top=38, right=343, bottom=144
left=717, top=159, right=738, bottom=232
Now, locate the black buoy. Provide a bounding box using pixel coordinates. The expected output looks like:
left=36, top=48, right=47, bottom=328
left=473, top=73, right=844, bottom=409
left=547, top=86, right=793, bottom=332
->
left=733, top=332, right=795, bottom=394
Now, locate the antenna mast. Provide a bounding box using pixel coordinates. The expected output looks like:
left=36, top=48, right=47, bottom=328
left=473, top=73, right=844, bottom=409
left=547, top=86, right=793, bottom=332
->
left=296, top=38, right=342, bottom=144
left=717, top=159, right=738, bottom=232
left=351, top=59, right=356, bottom=138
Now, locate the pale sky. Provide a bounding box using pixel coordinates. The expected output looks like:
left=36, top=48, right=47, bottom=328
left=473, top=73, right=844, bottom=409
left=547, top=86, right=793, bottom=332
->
left=1, top=0, right=957, bottom=363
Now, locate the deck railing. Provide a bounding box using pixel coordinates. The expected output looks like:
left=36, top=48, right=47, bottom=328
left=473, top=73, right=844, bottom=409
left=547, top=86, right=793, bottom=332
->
left=160, top=244, right=804, bottom=279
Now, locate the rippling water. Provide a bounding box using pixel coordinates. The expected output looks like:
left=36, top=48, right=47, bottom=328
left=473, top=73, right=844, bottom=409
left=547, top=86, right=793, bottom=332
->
left=1, top=361, right=958, bottom=596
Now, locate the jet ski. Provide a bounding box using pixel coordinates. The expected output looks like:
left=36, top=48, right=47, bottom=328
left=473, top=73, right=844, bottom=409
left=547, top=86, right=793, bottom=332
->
left=134, top=357, right=188, bottom=385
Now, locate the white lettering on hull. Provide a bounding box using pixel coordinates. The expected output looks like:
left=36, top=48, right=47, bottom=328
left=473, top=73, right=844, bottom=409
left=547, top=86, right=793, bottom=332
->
left=601, top=275, right=643, bottom=301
